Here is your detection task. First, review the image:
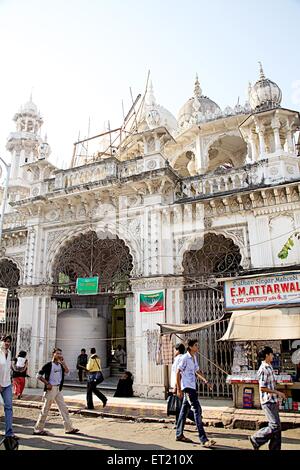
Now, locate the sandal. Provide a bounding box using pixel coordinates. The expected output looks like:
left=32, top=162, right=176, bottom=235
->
left=176, top=435, right=193, bottom=443
left=33, top=430, right=50, bottom=436
left=202, top=439, right=216, bottom=448
left=65, top=428, right=80, bottom=434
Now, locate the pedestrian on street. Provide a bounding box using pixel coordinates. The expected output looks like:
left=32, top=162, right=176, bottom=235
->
left=76, top=348, right=88, bottom=383
left=170, top=343, right=194, bottom=427
left=86, top=347, right=107, bottom=410
left=249, top=346, right=286, bottom=450
left=12, top=350, right=28, bottom=399
left=176, top=338, right=216, bottom=448
left=0, top=334, right=18, bottom=440
left=33, top=347, right=79, bottom=436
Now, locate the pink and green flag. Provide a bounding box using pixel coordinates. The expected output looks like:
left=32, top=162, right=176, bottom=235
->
left=140, top=291, right=164, bottom=312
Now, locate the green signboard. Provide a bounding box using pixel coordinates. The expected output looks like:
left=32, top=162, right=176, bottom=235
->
left=76, top=277, right=99, bottom=295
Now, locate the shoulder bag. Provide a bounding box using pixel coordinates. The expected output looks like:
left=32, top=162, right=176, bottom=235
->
left=167, top=393, right=181, bottom=416
left=87, top=358, right=104, bottom=385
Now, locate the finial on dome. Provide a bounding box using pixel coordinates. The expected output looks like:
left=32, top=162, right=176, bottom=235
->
left=194, top=74, right=202, bottom=99
left=146, top=79, right=156, bottom=107
left=258, top=61, right=266, bottom=80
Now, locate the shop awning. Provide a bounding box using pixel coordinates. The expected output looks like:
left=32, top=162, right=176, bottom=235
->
left=219, top=308, right=300, bottom=341
left=157, top=316, right=224, bottom=336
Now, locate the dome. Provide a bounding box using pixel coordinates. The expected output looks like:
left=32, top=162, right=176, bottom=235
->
left=248, top=63, right=282, bottom=111
left=178, top=75, right=221, bottom=128
left=23, top=99, right=38, bottom=113
left=140, top=81, right=178, bottom=135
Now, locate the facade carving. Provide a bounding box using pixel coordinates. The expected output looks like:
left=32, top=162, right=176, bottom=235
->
left=18, top=284, right=53, bottom=297
left=2, top=66, right=300, bottom=398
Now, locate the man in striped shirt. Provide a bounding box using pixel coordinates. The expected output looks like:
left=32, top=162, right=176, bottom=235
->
left=249, top=346, right=286, bottom=450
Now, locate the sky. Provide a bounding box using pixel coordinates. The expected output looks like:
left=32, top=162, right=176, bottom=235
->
left=0, top=0, right=299, bottom=171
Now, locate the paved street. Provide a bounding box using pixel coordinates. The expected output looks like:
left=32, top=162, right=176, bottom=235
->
left=2, top=406, right=300, bottom=450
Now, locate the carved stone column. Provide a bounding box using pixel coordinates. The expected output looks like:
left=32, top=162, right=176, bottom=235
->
left=249, top=131, right=258, bottom=162
left=17, top=284, right=55, bottom=388
left=256, top=125, right=266, bottom=158
left=286, top=121, right=295, bottom=154
left=161, top=208, right=173, bottom=275
left=271, top=117, right=282, bottom=153
left=130, top=276, right=184, bottom=398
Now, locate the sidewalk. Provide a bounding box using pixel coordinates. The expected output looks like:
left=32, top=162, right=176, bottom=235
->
left=13, top=387, right=300, bottom=431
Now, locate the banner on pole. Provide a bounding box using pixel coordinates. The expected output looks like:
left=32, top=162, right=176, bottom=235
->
left=140, top=290, right=165, bottom=313
left=0, top=288, right=8, bottom=323
left=76, top=277, right=99, bottom=295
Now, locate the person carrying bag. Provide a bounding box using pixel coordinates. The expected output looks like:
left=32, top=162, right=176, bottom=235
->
left=86, top=348, right=107, bottom=410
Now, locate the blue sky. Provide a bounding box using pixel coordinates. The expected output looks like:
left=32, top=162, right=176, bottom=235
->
left=0, top=0, right=299, bottom=168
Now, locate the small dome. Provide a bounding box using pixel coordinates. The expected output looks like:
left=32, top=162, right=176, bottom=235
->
left=23, top=100, right=38, bottom=113
left=248, top=63, right=282, bottom=111
left=178, top=75, right=221, bottom=128
left=140, top=81, right=178, bottom=135
left=20, top=94, right=39, bottom=114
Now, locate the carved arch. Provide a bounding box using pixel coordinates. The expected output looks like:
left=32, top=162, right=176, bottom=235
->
left=178, top=228, right=249, bottom=275
left=46, top=222, right=142, bottom=282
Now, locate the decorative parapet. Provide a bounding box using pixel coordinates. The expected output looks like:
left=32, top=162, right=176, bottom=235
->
left=131, top=276, right=184, bottom=292
left=18, top=284, right=53, bottom=297
left=52, top=158, right=118, bottom=191
left=176, top=102, right=251, bottom=133
left=174, top=159, right=300, bottom=202
left=51, top=155, right=169, bottom=191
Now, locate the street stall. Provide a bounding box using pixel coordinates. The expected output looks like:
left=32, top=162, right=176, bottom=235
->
left=157, top=316, right=225, bottom=398
left=220, top=272, right=300, bottom=412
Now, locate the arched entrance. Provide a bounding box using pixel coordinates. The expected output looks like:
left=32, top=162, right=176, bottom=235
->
left=52, top=231, right=133, bottom=379
left=0, top=259, right=20, bottom=357
left=183, top=233, right=242, bottom=398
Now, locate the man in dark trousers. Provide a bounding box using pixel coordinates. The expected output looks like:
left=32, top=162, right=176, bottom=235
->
left=76, top=348, right=88, bottom=382
left=0, top=335, right=18, bottom=441
left=176, top=338, right=216, bottom=448
left=171, top=343, right=194, bottom=427
left=33, top=347, right=79, bottom=436
left=249, top=346, right=286, bottom=450
left=86, top=347, right=107, bottom=409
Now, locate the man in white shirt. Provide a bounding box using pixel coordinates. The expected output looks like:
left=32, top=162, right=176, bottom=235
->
left=176, top=338, right=216, bottom=448
left=171, top=343, right=186, bottom=391
left=0, top=335, right=16, bottom=438
left=171, top=343, right=194, bottom=426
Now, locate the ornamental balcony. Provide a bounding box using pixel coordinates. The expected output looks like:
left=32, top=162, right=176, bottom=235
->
left=174, top=159, right=300, bottom=202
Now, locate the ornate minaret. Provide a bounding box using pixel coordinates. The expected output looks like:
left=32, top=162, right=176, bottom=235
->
left=5, top=96, right=51, bottom=204
left=7, top=95, right=44, bottom=178
left=239, top=63, right=300, bottom=182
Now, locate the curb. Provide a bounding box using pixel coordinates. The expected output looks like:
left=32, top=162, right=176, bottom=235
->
left=13, top=400, right=300, bottom=430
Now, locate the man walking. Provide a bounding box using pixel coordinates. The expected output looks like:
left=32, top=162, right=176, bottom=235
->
left=176, top=338, right=216, bottom=448
left=171, top=343, right=194, bottom=427
left=0, top=335, right=17, bottom=439
left=86, top=347, right=107, bottom=409
left=33, top=347, right=79, bottom=436
left=76, top=348, right=88, bottom=383
left=250, top=346, right=285, bottom=450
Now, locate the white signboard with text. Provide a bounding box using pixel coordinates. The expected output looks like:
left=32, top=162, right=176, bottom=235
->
left=224, top=272, right=300, bottom=309
left=0, top=287, right=8, bottom=323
